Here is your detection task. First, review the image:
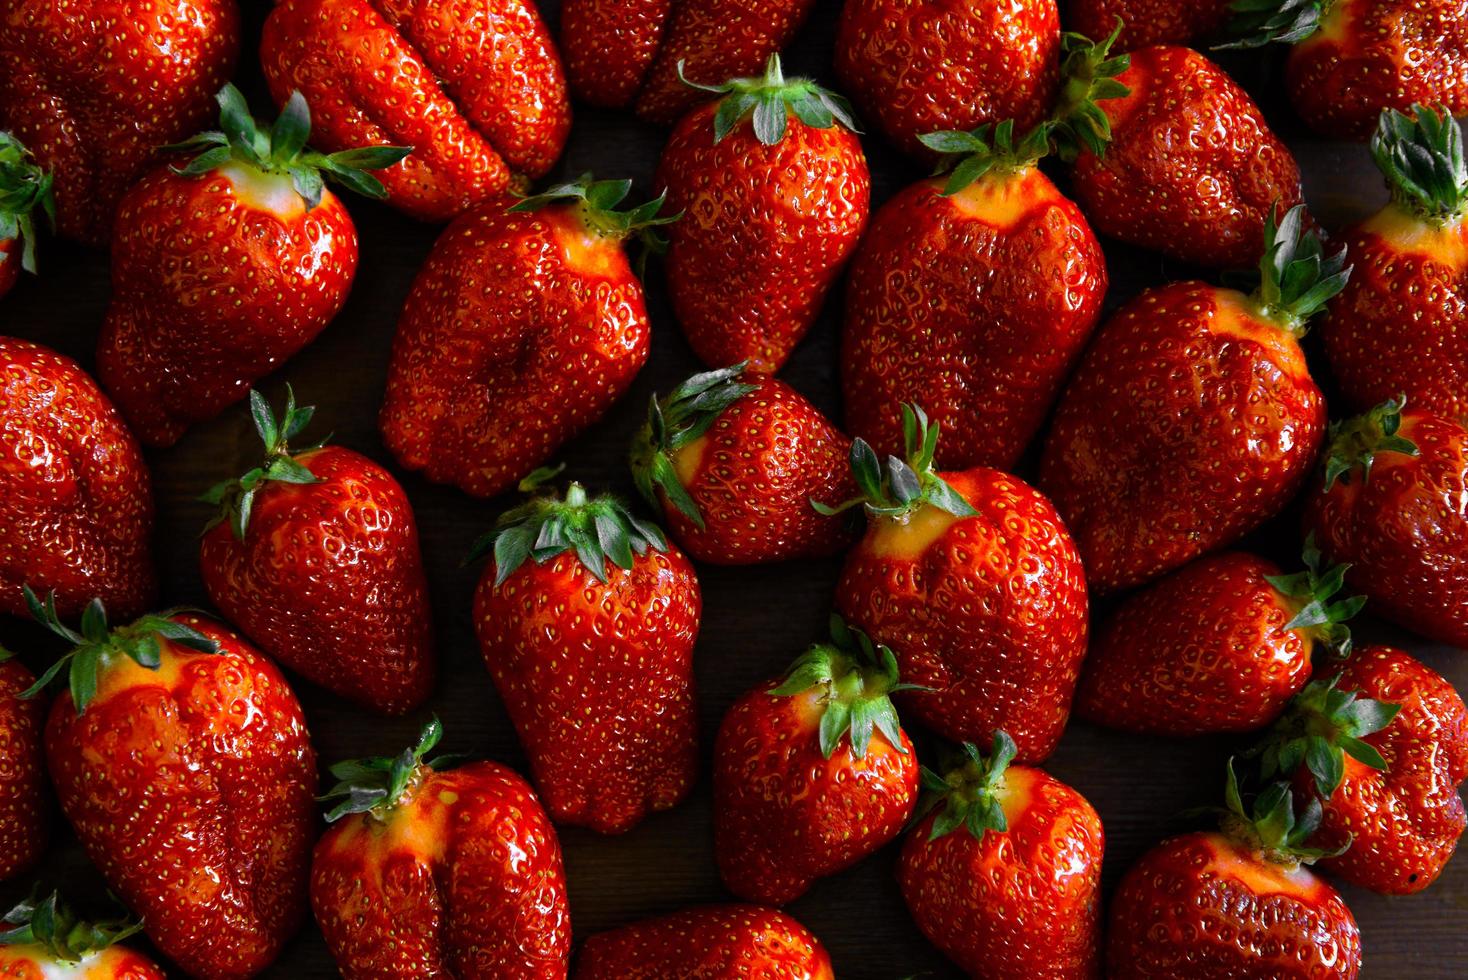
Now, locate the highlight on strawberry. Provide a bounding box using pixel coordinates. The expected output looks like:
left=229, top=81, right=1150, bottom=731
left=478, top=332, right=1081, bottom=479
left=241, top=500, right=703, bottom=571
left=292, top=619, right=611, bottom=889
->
left=0, top=890, right=162, bottom=977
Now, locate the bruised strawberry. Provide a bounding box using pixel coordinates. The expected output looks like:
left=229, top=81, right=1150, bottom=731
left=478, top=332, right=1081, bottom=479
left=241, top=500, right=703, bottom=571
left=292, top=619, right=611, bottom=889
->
left=0, top=132, right=52, bottom=299
left=574, top=905, right=832, bottom=979
left=473, top=482, right=699, bottom=833
left=899, top=734, right=1104, bottom=979
left=657, top=57, right=869, bottom=374
left=381, top=175, right=672, bottom=498
left=200, top=389, right=435, bottom=715
left=312, top=720, right=571, bottom=978
left=714, top=616, right=919, bottom=904
left=0, top=648, right=45, bottom=881
left=0, top=891, right=163, bottom=978
left=630, top=365, right=857, bottom=564
left=1066, top=0, right=1232, bottom=49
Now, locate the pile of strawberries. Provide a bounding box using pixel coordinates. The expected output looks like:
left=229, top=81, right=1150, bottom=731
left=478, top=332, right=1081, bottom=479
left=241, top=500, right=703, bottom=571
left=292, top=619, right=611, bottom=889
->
left=1, top=0, right=1467, bottom=977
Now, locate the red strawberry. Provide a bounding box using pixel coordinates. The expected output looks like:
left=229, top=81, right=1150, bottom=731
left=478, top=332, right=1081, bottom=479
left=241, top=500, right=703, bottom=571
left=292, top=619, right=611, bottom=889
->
left=656, top=57, right=869, bottom=373
left=0, top=337, right=155, bottom=620
left=24, top=593, right=316, bottom=979
left=0, top=0, right=239, bottom=245
left=898, top=734, right=1104, bottom=978
left=841, top=121, right=1107, bottom=471
left=312, top=720, right=571, bottom=978
left=834, top=0, right=1060, bottom=158
left=574, top=905, right=832, bottom=979
left=1040, top=207, right=1342, bottom=593
left=1066, top=0, right=1232, bottom=50
left=629, top=365, right=857, bottom=564
left=1304, top=397, right=1468, bottom=647
left=825, top=406, right=1088, bottom=762
left=1321, top=106, right=1468, bottom=418
left=0, top=648, right=45, bottom=881
left=199, top=389, right=435, bottom=715
left=713, top=616, right=919, bottom=904
left=261, top=0, right=570, bottom=221
left=381, top=176, right=671, bottom=498
left=0, top=132, right=52, bottom=299
left=473, top=482, right=699, bottom=833
left=0, top=891, right=163, bottom=978
left=96, top=85, right=406, bottom=448
left=560, top=0, right=819, bottom=124
left=1075, top=542, right=1364, bottom=736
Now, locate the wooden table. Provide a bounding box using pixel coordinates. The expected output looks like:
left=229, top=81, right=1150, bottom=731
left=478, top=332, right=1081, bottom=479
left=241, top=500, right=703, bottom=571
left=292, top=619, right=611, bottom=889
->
left=2, top=2, right=1464, bottom=976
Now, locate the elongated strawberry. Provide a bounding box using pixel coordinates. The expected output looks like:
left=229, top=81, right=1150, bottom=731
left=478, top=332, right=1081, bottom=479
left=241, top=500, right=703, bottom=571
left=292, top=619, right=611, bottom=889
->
left=714, top=616, right=919, bottom=904
left=0, top=647, right=45, bottom=881
left=630, top=365, right=857, bottom=564
left=200, top=389, right=435, bottom=715
left=312, top=720, right=571, bottom=978
left=574, top=905, right=832, bottom=979
left=0, top=132, right=53, bottom=299
left=381, top=175, right=672, bottom=498
left=899, top=734, right=1104, bottom=978
left=1040, top=206, right=1343, bottom=593
left=0, top=891, right=162, bottom=978
left=1066, top=0, right=1232, bottom=49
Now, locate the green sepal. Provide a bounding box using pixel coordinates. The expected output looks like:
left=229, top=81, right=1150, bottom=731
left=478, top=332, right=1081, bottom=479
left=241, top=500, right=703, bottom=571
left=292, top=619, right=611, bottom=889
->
left=1370, top=105, right=1468, bottom=222
left=509, top=171, right=679, bottom=274
left=1050, top=21, right=1131, bottom=163
left=1262, top=534, right=1366, bottom=658
left=1237, top=203, right=1351, bottom=335
left=678, top=54, right=860, bottom=146
left=1246, top=675, right=1400, bottom=799
left=915, top=733, right=1018, bottom=844
left=0, top=890, right=142, bottom=963
left=1320, top=395, right=1420, bottom=491
left=1216, top=757, right=1350, bottom=863
left=918, top=119, right=1052, bottom=196
left=319, top=717, right=463, bottom=822
left=1218, top=0, right=1324, bottom=49
left=812, top=404, right=976, bottom=520
left=200, top=386, right=324, bottom=540
left=0, top=131, right=54, bottom=275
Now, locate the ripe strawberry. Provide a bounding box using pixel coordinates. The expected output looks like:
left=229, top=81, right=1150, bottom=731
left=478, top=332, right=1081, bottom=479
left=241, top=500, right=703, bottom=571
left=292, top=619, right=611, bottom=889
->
left=834, top=0, right=1060, bottom=158
left=560, top=0, right=819, bottom=124
left=1321, top=106, right=1468, bottom=417
left=898, top=734, right=1104, bottom=978
left=1304, top=397, right=1468, bottom=647
left=842, top=120, right=1107, bottom=471
left=1066, top=0, right=1232, bottom=50
left=0, top=132, right=52, bottom=299
left=1040, top=206, right=1343, bottom=594
left=380, top=176, right=672, bottom=498
left=261, top=0, right=570, bottom=221
left=0, top=891, right=163, bottom=978
left=824, top=405, right=1088, bottom=762
left=574, top=905, right=832, bottom=979
left=629, top=365, right=857, bottom=564
left=312, top=720, right=571, bottom=978
left=200, top=389, right=435, bottom=715
left=472, top=482, right=699, bottom=833
left=0, top=337, right=155, bottom=620
left=1075, top=541, right=1364, bottom=736
left=23, top=591, right=316, bottom=979
left=714, top=616, right=920, bottom=904
left=0, top=648, right=45, bottom=881
left=656, top=57, right=868, bottom=374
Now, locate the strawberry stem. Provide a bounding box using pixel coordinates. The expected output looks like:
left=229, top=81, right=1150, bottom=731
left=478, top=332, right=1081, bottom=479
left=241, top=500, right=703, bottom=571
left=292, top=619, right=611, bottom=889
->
left=319, top=717, right=462, bottom=822
left=1320, top=396, right=1420, bottom=490
left=1262, top=534, right=1366, bottom=657
left=510, top=172, right=679, bottom=268
left=1245, top=678, right=1400, bottom=799
left=679, top=54, right=860, bottom=146
left=0, top=132, right=54, bottom=275
left=916, top=733, right=1018, bottom=843
left=199, top=386, right=324, bottom=541
left=1372, top=104, right=1468, bottom=222
left=0, top=890, right=142, bottom=963
left=812, top=404, right=976, bottom=520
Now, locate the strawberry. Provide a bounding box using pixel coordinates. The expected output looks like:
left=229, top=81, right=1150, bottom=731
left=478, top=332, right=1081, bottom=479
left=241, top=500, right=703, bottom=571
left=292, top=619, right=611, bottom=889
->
left=472, top=482, right=699, bottom=833
left=713, top=616, right=920, bottom=904
left=312, top=720, right=571, bottom=978
left=380, top=175, right=672, bottom=498
left=574, top=904, right=832, bottom=979
left=1040, top=206, right=1343, bottom=594
left=560, top=0, right=819, bottom=124
left=0, top=337, right=155, bottom=620
left=0, top=132, right=52, bottom=299
left=261, top=0, right=570, bottom=221
left=823, top=405, right=1088, bottom=762
left=834, top=0, right=1060, bottom=158
left=199, top=389, right=435, bottom=716
left=0, top=891, right=163, bottom=978
left=655, top=57, right=868, bottom=374
left=629, top=365, right=857, bottom=564
left=1065, top=0, right=1232, bottom=50
left=22, top=592, right=317, bottom=980
left=841, top=120, right=1107, bottom=471
left=0, top=648, right=45, bottom=881
left=898, top=734, right=1104, bottom=978
left=1321, top=106, right=1468, bottom=418
left=1075, top=541, right=1364, bottom=736
left=1304, top=397, right=1468, bottom=647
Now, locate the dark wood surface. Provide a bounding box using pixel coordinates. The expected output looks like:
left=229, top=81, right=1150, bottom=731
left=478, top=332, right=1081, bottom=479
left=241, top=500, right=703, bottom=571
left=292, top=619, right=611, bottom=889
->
left=2, top=2, right=1466, bottom=977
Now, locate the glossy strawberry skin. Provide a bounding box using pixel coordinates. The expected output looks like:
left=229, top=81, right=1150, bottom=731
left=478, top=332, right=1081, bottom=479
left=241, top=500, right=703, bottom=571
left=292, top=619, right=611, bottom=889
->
left=835, top=0, right=1060, bottom=158
left=841, top=169, right=1106, bottom=471
left=1076, top=552, right=1312, bottom=736
left=0, top=0, right=240, bottom=245
left=380, top=202, right=650, bottom=498
left=836, top=469, right=1088, bottom=762
left=657, top=107, right=869, bottom=374
left=559, top=0, right=669, bottom=109
left=261, top=0, right=570, bottom=222
left=45, top=615, right=317, bottom=980
left=574, top=904, right=833, bottom=980
left=1040, top=282, right=1326, bottom=594
left=1070, top=46, right=1304, bottom=269
left=311, top=761, right=571, bottom=979
left=0, top=658, right=46, bottom=881
left=899, top=766, right=1103, bottom=979
left=0, top=337, right=155, bottom=620
left=200, top=446, right=436, bottom=716
left=97, top=165, right=358, bottom=448
left=1065, top=0, right=1231, bottom=50
left=0, top=945, right=165, bottom=978
left=1107, top=831, right=1361, bottom=979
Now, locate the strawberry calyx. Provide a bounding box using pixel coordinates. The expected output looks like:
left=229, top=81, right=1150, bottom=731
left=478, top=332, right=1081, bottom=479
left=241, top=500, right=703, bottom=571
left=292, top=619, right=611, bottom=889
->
left=918, top=119, right=1053, bottom=196
left=1216, top=758, right=1345, bottom=866
left=1371, top=104, right=1468, bottom=223
left=1218, top=0, right=1327, bottom=50
left=1240, top=204, right=1351, bottom=336
left=201, top=386, right=325, bottom=541
left=1247, top=676, right=1400, bottom=799
left=1263, top=535, right=1366, bottom=658
left=916, top=732, right=1019, bottom=843
left=0, top=131, right=54, bottom=275
left=1321, top=395, right=1420, bottom=490
left=0, top=890, right=142, bottom=964
left=812, top=404, right=976, bottom=521
left=678, top=54, right=860, bottom=146
left=1050, top=20, right=1131, bottom=162
left=510, top=172, right=679, bottom=266
left=320, top=717, right=462, bottom=823
left=164, top=83, right=411, bottom=209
